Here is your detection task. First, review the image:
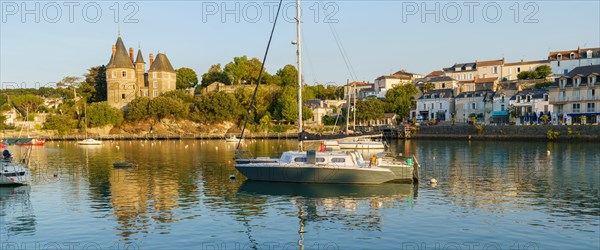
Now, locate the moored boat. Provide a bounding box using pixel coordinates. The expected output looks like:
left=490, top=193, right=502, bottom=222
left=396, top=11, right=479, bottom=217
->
left=77, top=138, right=102, bottom=145
left=0, top=149, right=32, bottom=186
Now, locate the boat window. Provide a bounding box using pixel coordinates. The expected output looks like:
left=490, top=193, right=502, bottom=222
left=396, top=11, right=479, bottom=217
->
left=331, top=158, right=345, bottom=163
left=4, top=172, right=26, bottom=177
left=294, top=157, right=307, bottom=162
left=316, top=157, right=326, bottom=163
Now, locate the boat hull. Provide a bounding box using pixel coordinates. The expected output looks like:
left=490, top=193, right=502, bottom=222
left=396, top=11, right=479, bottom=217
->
left=235, top=165, right=396, bottom=184
left=77, top=139, right=102, bottom=145
left=338, top=142, right=385, bottom=149
left=0, top=164, right=32, bottom=186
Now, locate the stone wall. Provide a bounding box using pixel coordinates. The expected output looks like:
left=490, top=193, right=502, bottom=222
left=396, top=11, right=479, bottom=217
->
left=412, top=125, right=600, bottom=141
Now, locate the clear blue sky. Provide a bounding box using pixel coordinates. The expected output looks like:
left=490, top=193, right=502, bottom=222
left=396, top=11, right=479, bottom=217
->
left=1, top=0, right=599, bottom=88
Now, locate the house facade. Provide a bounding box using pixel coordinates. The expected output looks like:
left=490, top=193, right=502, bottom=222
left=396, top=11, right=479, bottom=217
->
left=509, top=89, right=551, bottom=124
left=443, top=62, right=476, bottom=82
left=455, top=90, right=493, bottom=123
left=548, top=65, right=599, bottom=124
left=475, top=59, right=504, bottom=80
left=502, top=59, right=550, bottom=81
left=416, top=89, right=455, bottom=122
left=374, top=70, right=423, bottom=95
left=415, top=76, right=458, bottom=91
left=548, top=47, right=600, bottom=77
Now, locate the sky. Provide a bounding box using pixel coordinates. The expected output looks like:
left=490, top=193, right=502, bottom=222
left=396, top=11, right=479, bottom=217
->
left=1, top=0, right=599, bottom=88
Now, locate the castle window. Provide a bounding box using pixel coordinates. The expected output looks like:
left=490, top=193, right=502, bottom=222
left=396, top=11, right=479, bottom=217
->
left=153, top=81, right=158, bottom=88
left=122, top=71, right=127, bottom=78
left=153, top=72, right=157, bottom=78
left=153, top=90, right=158, bottom=97
left=121, top=94, right=125, bottom=99
left=112, top=71, right=116, bottom=78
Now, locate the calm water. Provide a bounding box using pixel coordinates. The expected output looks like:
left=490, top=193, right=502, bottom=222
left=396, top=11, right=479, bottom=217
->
left=0, top=139, right=598, bottom=250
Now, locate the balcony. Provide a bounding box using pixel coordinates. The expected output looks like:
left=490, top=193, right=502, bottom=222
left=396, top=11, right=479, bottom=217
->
left=551, top=95, right=600, bottom=103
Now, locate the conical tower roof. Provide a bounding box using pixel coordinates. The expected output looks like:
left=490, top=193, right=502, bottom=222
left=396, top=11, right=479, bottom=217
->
left=149, top=53, right=175, bottom=73
left=135, top=49, right=145, bottom=64
left=107, top=37, right=134, bottom=69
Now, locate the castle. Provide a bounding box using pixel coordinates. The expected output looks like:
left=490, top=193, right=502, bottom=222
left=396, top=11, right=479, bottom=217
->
left=106, top=35, right=176, bottom=108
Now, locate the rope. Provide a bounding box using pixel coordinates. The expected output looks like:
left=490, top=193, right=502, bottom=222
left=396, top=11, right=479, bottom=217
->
left=237, top=0, right=284, bottom=150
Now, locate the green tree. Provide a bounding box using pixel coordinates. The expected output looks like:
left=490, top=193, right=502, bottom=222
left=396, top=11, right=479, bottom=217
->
left=322, top=115, right=337, bottom=125
left=517, top=71, right=531, bottom=80
left=161, top=89, right=194, bottom=104
left=276, top=64, right=297, bottom=87
left=534, top=65, right=552, bottom=78
left=385, top=84, right=419, bottom=121
left=192, top=92, right=243, bottom=123
left=355, top=98, right=385, bottom=125
left=201, top=64, right=230, bottom=88
left=126, top=97, right=151, bottom=121
left=149, top=96, right=189, bottom=120
left=83, top=66, right=107, bottom=102
left=176, top=67, right=199, bottom=89
left=223, top=56, right=266, bottom=85
left=421, top=82, right=435, bottom=92
left=86, top=102, right=124, bottom=127
left=44, top=114, right=77, bottom=135
left=272, top=86, right=298, bottom=123
left=11, top=94, right=44, bottom=120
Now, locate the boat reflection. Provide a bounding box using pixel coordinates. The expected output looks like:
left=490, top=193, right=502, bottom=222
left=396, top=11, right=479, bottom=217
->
left=238, top=181, right=416, bottom=199
left=236, top=181, right=417, bottom=249
left=0, top=186, right=36, bottom=237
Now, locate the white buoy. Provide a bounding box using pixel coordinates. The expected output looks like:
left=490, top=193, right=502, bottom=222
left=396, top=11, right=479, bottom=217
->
left=547, top=150, right=550, bottom=155
left=229, top=174, right=236, bottom=179
left=215, top=146, right=218, bottom=150
left=429, top=178, right=438, bottom=184
left=185, top=145, right=189, bottom=149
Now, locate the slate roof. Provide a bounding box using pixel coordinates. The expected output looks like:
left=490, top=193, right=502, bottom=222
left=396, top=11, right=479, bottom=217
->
left=135, top=49, right=145, bottom=64
left=418, top=89, right=455, bottom=99
left=107, top=37, right=134, bottom=69
left=149, top=53, right=176, bottom=73
left=509, top=89, right=548, bottom=100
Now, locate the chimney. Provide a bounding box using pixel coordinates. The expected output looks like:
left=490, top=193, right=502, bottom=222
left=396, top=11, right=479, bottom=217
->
left=129, top=48, right=134, bottom=63
left=112, top=45, right=116, bottom=57
left=149, top=53, right=154, bottom=66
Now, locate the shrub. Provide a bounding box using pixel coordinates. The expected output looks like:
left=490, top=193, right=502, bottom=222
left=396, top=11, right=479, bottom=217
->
left=546, top=129, right=559, bottom=141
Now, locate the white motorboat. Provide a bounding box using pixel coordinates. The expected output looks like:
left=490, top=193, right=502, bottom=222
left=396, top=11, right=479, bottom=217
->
left=0, top=149, right=32, bottom=186
left=225, top=135, right=243, bottom=143
left=77, top=138, right=102, bottom=145
left=338, top=138, right=385, bottom=149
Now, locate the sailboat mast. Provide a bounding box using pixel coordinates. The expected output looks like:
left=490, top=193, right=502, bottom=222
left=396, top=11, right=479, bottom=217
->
left=296, top=0, right=303, bottom=151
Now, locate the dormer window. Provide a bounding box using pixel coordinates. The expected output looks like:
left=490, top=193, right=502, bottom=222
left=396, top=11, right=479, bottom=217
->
left=587, top=50, right=593, bottom=59
left=590, top=76, right=597, bottom=86
left=517, top=96, right=521, bottom=103
left=526, top=95, right=531, bottom=102
left=560, top=79, right=567, bottom=88
left=544, top=94, right=548, bottom=101
left=570, top=52, right=575, bottom=59
left=575, top=77, right=581, bottom=87
left=455, top=66, right=461, bottom=72
left=557, top=54, right=562, bottom=60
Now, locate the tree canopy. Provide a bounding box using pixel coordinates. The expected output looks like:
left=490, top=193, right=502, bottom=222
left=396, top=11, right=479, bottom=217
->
left=11, top=94, right=44, bottom=120
left=385, top=84, right=419, bottom=121
left=176, top=67, right=199, bottom=89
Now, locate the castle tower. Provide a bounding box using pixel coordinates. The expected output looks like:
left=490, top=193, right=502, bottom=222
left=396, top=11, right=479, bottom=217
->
left=147, top=53, right=177, bottom=98
left=106, top=36, right=136, bottom=108
left=134, top=49, right=147, bottom=97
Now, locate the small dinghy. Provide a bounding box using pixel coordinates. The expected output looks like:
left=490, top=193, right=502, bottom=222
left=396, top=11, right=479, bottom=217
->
left=113, top=162, right=135, bottom=168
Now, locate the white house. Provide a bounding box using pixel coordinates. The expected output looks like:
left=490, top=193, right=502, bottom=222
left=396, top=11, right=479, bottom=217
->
left=549, top=65, right=599, bottom=125
left=416, top=89, right=455, bottom=122
left=509, top=89, right=552, bottom=124
left=374, top=70, right=422, bottom=96
left=455, top=90, right=494, bottom=123
left=549, top=47, right=600, bottom=77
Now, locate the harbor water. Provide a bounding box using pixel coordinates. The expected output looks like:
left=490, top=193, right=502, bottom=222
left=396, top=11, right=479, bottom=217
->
left=0, top=139, right=598, bottom=249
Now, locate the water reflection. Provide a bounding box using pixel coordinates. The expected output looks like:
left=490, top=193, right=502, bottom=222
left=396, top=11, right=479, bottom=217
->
left=1, top=139, right=596, bottom=249
left=0, top=186, right=36, bottom=237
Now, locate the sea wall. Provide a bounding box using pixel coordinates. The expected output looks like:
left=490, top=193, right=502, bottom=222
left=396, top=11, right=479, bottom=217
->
left=411, top=125, right=600, bottom=142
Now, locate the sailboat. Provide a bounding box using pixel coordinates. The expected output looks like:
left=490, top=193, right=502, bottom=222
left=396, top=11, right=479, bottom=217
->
left=0, top=142, right=33, bottom=185
left=77, top=103, right=102, bottom=145
left=234, top=0, right=418, bottom=184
